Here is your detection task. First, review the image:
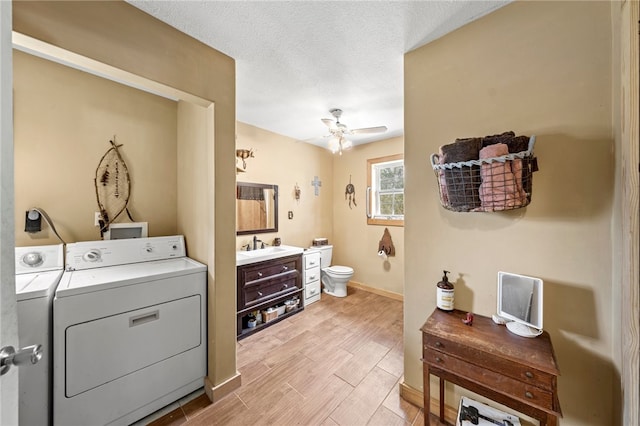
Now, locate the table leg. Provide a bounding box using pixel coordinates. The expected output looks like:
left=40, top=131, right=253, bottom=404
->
left=439, top=377, right=445, bottom=423
left=544, top=413, right=558, bottom=426
left=423, top=364, right=430, bottom=426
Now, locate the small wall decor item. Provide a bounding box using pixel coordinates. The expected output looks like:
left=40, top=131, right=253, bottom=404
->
left=311, top=176, right=322, bottom=196
left=430, top=132, right=538, bottom=212
left=236, top=148, right=254, bottom=172
left=377, top=227, right=395, bottom=257
left=94, top=136, right=134, bottom=236
left=345, top=175, right=357, bottom=208
left=294, top=183, right=301, bottom=201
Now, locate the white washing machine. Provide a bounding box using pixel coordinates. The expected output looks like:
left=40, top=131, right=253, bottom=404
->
left=53, top=235, right=207, bottom=426
left=15, top=244, right=64, bottom=426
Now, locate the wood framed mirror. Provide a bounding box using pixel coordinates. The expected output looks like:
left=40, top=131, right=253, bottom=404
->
left=236, top=182, right=278, bottom=235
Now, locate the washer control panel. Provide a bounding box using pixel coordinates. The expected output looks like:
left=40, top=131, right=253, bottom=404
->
left=65, top=236, right=186, bottom=271
left=15, top=244, right=64, bottom=274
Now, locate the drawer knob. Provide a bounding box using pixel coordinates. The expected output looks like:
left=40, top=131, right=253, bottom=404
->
left=525, top=371, right=534, bottom=379
left=435, top=357, right=443, bottom=363
left=257, top=272, right=263, bottom=277
left=525, top=391, right=533, bottom=399
left=435, top=341, right=443, bottom=348
left=282, top=284, right=288, bottom=289
left=282, top=266, right=289, bottom=271
left=310, top=288, right=317, bottom=295
left=309, top=275, right=316, bottom=280
left=257, top=291, right=263, bottom=297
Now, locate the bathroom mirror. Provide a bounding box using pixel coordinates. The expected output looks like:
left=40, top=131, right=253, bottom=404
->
left=497, top=271, right=543, bottom=338
left=236, top=182, right=278, bottom=235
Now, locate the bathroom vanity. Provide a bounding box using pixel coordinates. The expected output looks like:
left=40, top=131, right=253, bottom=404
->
left=236, top=246, right=304, bottom=339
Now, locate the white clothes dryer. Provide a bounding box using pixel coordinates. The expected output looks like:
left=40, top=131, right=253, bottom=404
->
left=53, top=235, right=206, bottom=426
left=15, top=244, right=64, bottom=426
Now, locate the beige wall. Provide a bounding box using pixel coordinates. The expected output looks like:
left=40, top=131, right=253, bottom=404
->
left=235, top=122, right=334, bottom=249
left=404, top=2, right=613, bottom=425
left=13, top=1, right=239, bottom=400
left=332, top=137, right=404, bottom=296
left=13, top=51, right=178, bottom=245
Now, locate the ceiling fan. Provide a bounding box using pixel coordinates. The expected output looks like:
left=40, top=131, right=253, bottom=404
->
left=321, top=108, right=387, bottom=155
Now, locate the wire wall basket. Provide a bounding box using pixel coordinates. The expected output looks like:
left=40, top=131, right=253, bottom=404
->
left=430, top=135, right=538, bottom=212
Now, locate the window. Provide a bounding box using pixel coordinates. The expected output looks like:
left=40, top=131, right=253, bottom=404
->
left=367, top=154, right=404, bottom=226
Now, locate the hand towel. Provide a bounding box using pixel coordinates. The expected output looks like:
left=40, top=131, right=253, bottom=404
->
left=477, top=143, right=527, bottom=211
left=439, top=137, right=482, bottom=210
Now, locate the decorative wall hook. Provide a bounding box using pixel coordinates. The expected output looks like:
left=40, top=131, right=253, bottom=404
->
left=378, top=227, right=395, bottom=257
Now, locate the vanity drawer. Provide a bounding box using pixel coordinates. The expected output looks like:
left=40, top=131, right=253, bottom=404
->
left=305, top=280, right=321, bottom=300
left=304, top=266, right=321, bottom=285
left=242, top=274, right=299, bottom=309
left=423, top=348, right=554, bottom=411
left=423, top=334, right=555, bottom=391
left=241, top=258, right=298, bottom=284
left=304, top=252, right=321, bottom=270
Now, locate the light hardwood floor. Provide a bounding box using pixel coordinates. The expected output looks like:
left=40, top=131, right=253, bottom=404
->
left=149, top=287, right=444, bottom=426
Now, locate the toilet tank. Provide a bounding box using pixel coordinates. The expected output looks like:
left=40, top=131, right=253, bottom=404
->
left=317, top=245, right=333, bottom=268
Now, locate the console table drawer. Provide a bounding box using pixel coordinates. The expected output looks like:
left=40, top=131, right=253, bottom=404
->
left=423, top=334, right=555, bottom=391
left=423, top=348, right=554, bottom=411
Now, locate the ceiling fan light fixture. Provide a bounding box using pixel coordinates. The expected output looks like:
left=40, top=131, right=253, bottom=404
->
left=320, top=108, right=387, bottom=154
left=328, top=137, right=340, bottom=153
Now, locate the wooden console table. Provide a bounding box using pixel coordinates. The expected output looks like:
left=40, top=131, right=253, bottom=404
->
left=421, top=309, right=561, bottom=426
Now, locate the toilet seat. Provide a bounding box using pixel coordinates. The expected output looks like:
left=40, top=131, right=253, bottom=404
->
left=326, top=265, right=353, bottom=275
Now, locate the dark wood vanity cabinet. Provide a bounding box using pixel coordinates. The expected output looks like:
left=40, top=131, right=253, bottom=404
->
left=237, top=254, right=303, bottom=339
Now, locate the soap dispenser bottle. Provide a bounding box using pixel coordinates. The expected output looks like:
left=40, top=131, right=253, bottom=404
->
left=436, top=270, right=454, bottom=311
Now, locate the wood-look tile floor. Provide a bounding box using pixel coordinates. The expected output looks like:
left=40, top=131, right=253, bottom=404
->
left=148, top=287, right=445, bottom=426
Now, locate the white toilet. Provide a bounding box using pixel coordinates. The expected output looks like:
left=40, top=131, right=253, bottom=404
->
left=315, top=245, right=353, bottom=297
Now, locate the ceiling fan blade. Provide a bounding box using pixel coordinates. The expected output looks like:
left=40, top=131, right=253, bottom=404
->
left=349, top=126, right=388, bottom=135
left=321, top=118, right=337, bottom=129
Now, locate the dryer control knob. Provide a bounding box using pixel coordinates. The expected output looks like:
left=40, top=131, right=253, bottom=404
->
left=82, top=249, right=101, bottom=262
left=145, top=247, right=153, bottom=253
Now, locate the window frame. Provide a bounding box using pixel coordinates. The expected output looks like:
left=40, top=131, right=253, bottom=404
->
left=367, top=153, right=404, bottom=227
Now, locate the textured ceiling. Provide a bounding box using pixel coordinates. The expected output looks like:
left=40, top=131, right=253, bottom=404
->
left=127, top=1, right=509, bottom=149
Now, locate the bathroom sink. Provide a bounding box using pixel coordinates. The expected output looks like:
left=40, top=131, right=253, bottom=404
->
left=236, top=245, right=304, bottom=266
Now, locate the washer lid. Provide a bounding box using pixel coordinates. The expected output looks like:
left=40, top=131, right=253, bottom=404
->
left=56, top=257, right=206, bottom=298
left=15, top=269, right=64, bottom=300
left=326, top=265, right=353, bottom=274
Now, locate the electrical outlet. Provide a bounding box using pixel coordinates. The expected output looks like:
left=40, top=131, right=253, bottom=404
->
left=94, top=212, right=102, bottom=227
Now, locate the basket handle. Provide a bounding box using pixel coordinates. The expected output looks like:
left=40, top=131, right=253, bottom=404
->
left=430, top=153, right=441, bottom=168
